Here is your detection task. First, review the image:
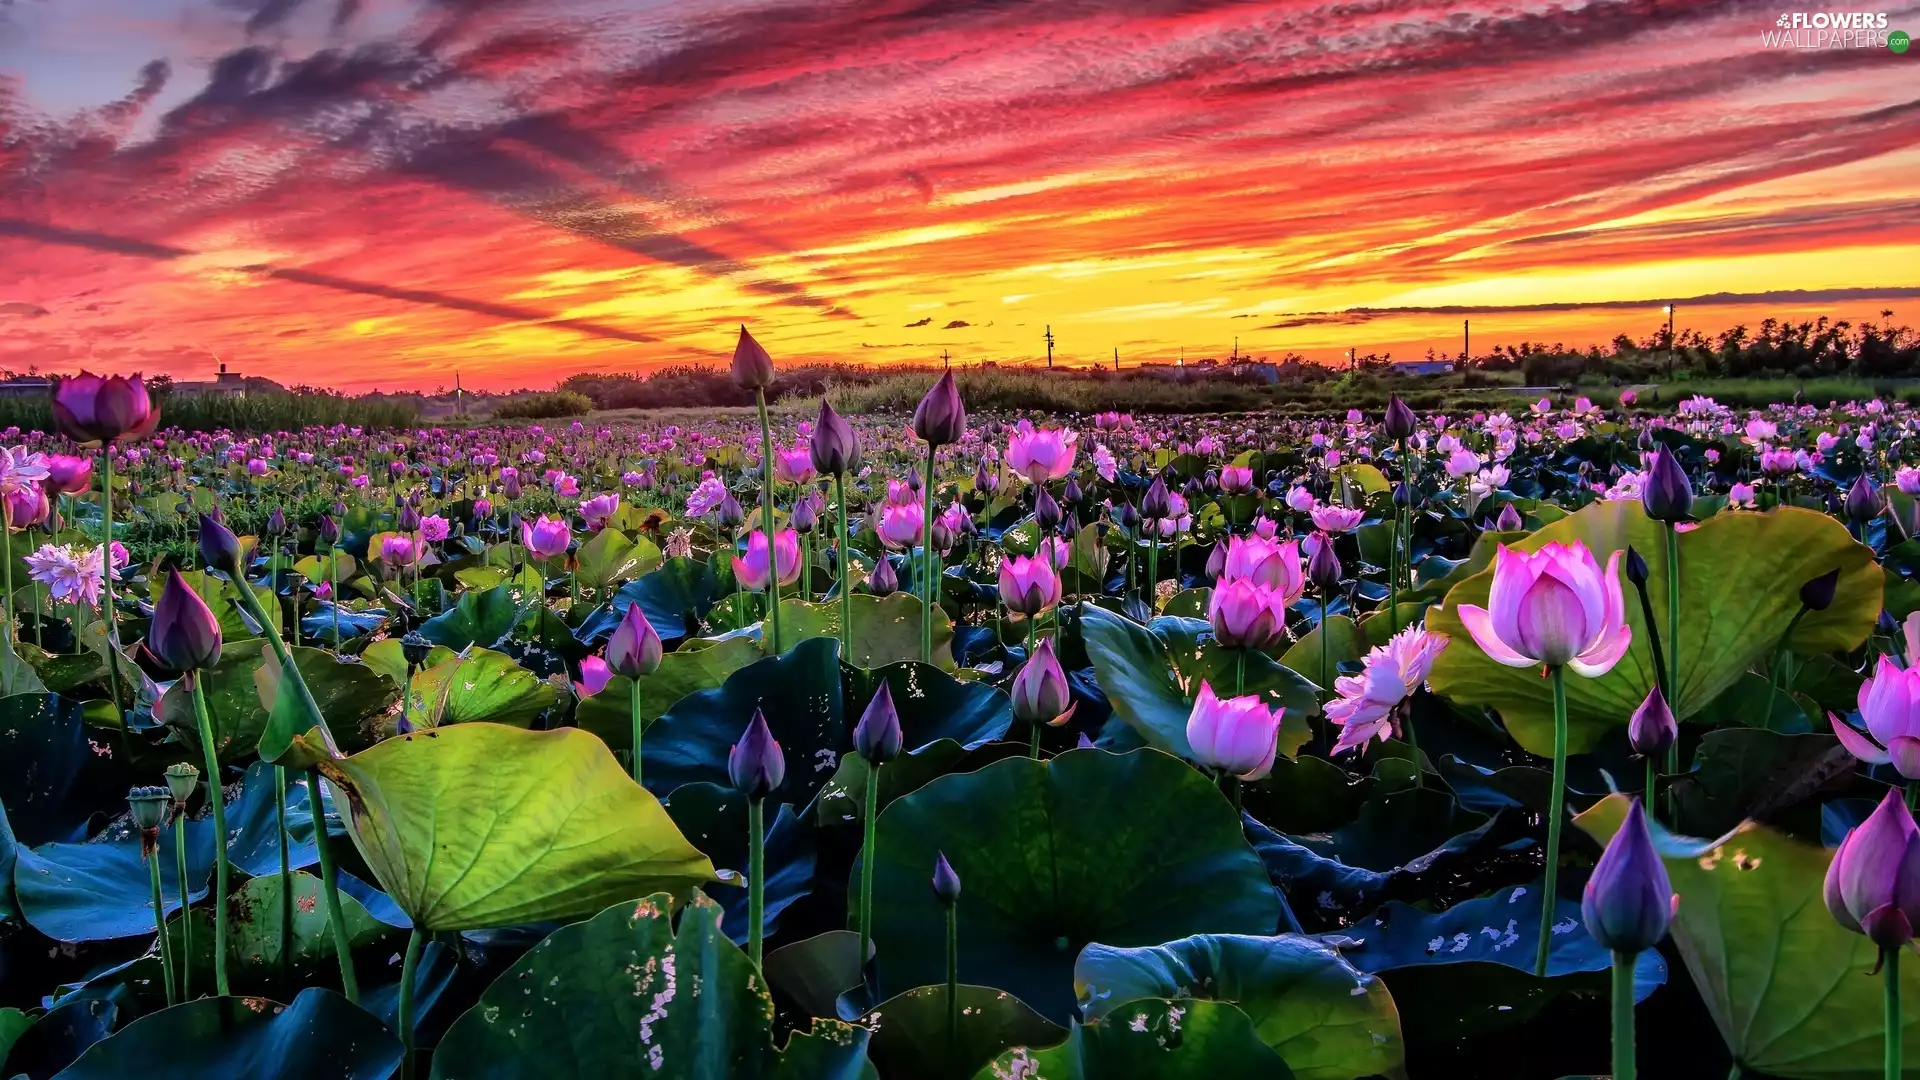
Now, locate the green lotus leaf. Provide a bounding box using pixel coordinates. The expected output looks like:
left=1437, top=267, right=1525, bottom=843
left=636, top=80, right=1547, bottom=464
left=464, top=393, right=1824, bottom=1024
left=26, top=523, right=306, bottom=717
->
left=52, top=989, right=400, bottom=1080
left=1427, top=502, right=1881, bottom=755
left=320, top=723, right=718, bottom=931
left=1578, top=794, right=1920, bottom=1080
left=574, top=526, right=661, bottom=591
left=430, top=893, right=876, bottom=1079
left=165, top=870, right=391, bottom=992
left=1081, top=605, right=1317, bottom=761
left=859, top=985, right=1067, bottom=1080
left=401, top=647, right=555, bottom=729
left=1077, top=934, right=1403, bottom=1080
left=866, top=748, right=1281, bottom=1022
left=972, top=998, right=1287, bottom=1079
left=776, top=594, right=956, bottom=669
left=573, top=635, right=762, bottom=751
left=765, top=931, right=868, bottom=1019
left=1278, top=614, right=1366, bottom=692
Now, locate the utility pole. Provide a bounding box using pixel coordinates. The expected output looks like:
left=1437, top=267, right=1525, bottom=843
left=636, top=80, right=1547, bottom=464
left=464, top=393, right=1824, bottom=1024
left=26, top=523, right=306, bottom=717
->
left=1113, top=346, right=1120, bottom=372
left=1044, top=325, right=1055, bottom=369
left=1664, top=303, right=1676, bottom=377
left=1463, top=319, right=1470, bottom=364
left=455, top=371, right=464, bottom=416
left=942, top=348, right=950, bottom=369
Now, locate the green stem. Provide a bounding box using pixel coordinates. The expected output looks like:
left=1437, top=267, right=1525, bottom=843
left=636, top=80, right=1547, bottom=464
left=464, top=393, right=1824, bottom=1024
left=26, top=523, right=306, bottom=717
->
left=1027, top=619, right=1041, bottom=758
left=1405, top=706, right=1423, bottom=789
left=1765, top=607, right=1808, bottom=730
left=756, top=389, right=781, bottom=656
left=1888, top=947, right=1903, bottom=1080
left=1319, top=596, right=1330, bottom=704
left=1235, top=647, right=1246, bottom=697
left=836, top=474, right=852, bottom=662
left=275, top=764, right=292, bottom=992
left=1146, top=531, right=1159, bottom=613
left=1613, top=949, right=1638, bottom=1080
left=748, top=796, right=766, bottom=970
left=98, top=450, right=129, bottom=724
left=2, top=519, right=15, bottom=695
left=190, top=674, right=231, bottom=996
left=399, top=927, right=424, bottom=1080
left=1535, top=664, right=1569, bottom=979
left=1646, top=758, right=1658, bottom=811
left=922, top=449, right=937, bottom=664
left=174, top=817, right=192, bottom=999
left=147, top=842, right=177, bottom=1006
left=308, top=770, right=360, bottom=1003
left=858, top=761, right=879, bottom=987
left=945, top=901, right=959, bottom=1052
left=329, top=545, right=341, bottom=654
left=630, top=678, right=644, bottom=786
left=1663, top=524, right=1681, bottom=787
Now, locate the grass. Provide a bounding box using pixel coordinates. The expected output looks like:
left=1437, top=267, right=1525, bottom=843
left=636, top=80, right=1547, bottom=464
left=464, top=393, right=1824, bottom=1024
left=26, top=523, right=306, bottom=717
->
left=0, top=389, right=422, bottom=433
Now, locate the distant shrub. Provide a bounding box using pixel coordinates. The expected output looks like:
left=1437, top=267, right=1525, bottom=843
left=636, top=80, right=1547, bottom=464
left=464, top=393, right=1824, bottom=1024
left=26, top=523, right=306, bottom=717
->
left=493, top=391, right=593, bottom=420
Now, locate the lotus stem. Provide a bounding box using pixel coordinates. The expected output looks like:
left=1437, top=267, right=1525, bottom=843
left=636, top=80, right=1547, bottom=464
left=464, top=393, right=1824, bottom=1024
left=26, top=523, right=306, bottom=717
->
left=1404, top=706, right=1423, bottom=790
left=836, top=473, right=852, bottom=662
left=748, top=795, right=766, bottom=970
left=629, top=680, right=643, bottom=786
left=1146, top=532, right=1159, bottom=614
left=189, top=674, right=231, bottom=997
left=858, top=760, right=880, bottom=989
left=275, top=764, right=292, bottom=991
left=399, top=927, right=424, bottom=1080
left=1888, top=946, right=1903, bottom=1080
left=308, top=769, right=360, bottom=1003
left=922, top=448, right=937, bottom=664
left=98, top=449, right=129, bottom=725
left=945, top=900, right=959, bottom=1052
left=1027, top=619, right=1041, bottom=758
left=174, top=815, right=192, bottom=999
left=329, top=544, right=341, bottom=655
left=1663, top=524, right=1681, bottom=786
left=1, top=518, right=15, bottom=695
left=1612, top=949, right=1637, bottom=1080
left=1765, top=606, right=1808, bottom=730
left=147, top=842, right=176, bottom=1006
left=1534, top=663, right=1569, bottom=979
left=756, top=388, right=781, bottom=656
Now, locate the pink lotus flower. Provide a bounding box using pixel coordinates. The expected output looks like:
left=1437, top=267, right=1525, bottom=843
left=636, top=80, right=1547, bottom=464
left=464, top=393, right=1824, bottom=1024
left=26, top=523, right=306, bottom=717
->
left=999, top=553, right=1061, bottom=615
left=1455, top=541, right=1631, bottom=675
left=381, top=534, right=419, bottom=567
left=1329, top=626, right=1449, bottom=756
left=521, top=514, right=572, bottom=559
left=1005, top=422, right=1078, bottom=484
left=1186, top=680, right=1279, bottom=780
left=420, top=514, right=451, bottom=542
left=773, top=447, right=815, bottom=486
left=1221, top=535, right=1304, bottom=604
left=733, top=528, right=802, bottom=590
left=42, top=454, right=93, bottom=495
left=1309, top=503, right=1366, bottom=533
left=1219, top=464, right=1255, bottom=494
left=1832, top=656, right=1920, bottom=778
left=575, top=655, right=614, bottom=699
left=876, top=501, right=925, bottom=550
left=25, top=542, right=105, bottom=608
left=1825, top=788, right=1920, bottom=949
left=1207, top=578, right=1288, bottom=650
left=580, top=493, right=620, bottom=529
left=1285, top=486, right=1315, bottom=514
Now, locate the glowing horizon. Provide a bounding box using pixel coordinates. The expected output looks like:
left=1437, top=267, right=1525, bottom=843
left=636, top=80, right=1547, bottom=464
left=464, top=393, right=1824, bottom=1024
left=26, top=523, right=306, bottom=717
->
left=2, top=0, right=1916, bottom=394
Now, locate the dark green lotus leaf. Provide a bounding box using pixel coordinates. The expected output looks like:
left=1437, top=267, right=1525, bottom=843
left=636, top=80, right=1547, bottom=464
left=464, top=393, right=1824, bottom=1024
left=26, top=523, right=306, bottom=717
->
left=360, top=637, right=453, bottom=688
left=319, top=723, right=717, bottom=931
left=430, top=893, right=876, bottom=1080
left=1081, top=606, right=1317, bottom=762
left=777, top=595, right=956, bottom=669
left=277, top=645, right=404, bottom=729
left=580, top=556, right=718, bottom=645
left=1286, top=787, right=1489, bottom=872
left=0, top=1007, right=29, bottom=1066
left=816, top=740, right=1028, bottom=828
left=1323, top=881, right=1665, bottom=1045
left=574, top=636, right=762, bottom=751
left=664, top=781, right=815, bottom=943
left=574, top=527, right=661, bottom=591
left=165, top=870, right=391, bottom=993
left=860, top=984, right=1066, bottom=1080
left=1672, top=728, right=1852, bottom=839
left=418, top=581, right=533, bottom=650
left=851, top=660, right=1012, bottom=751
left=1695, top=670, right=1810, bottom=734
left=158, top=639, right=271, bottom=762
left=0, top=802, right=15, bottom=923
left=21, top=646, right=106, bottom=696
left=225, top=761, right=338, bottom=878
left=1427, top=502, right=1881, bottom=756
left=0, top=691, right=97, bottom=845
left=15, top=818, right=216, bottom=941
left=51, top=989, right=400, bottom=1080
left=1277, top=615, right=1366, bottom=693
left=643, top=636, right=845, bottom=805
left=971, top=998, right=1287, bottom=1079
left=866, top=748, right=1281, bottom=1023
left=2, top=997, right=115, bottom=1079
left=1076, top=934, right=1402, bottom=1080
left=1579, top=794, right=1920, bottom=1079
left=1160, top=588, right=1212, bottom=621
left=766, top=931, right=868, bottom=1019
left=1242, top=756, right=1371, bottom=834
left=362, top=940, right=461, bottom=1048
left=397, top=646, right=555, bottom=729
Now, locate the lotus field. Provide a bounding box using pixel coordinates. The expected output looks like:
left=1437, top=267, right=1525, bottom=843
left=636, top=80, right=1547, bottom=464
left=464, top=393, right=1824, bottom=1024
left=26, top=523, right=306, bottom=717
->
left=6, top=336, right=1920, bottom=1079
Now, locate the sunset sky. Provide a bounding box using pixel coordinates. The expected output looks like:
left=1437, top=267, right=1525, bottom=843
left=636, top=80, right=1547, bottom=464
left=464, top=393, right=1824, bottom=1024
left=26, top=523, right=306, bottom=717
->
left=2, top=0, right=1917, bottom=392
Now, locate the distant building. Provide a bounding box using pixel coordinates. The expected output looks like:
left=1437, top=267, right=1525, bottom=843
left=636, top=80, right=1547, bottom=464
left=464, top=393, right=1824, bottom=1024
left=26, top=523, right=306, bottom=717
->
left=173, top=363, right=250, bottom=398
left=1387, top=360, right=1456, bottom=377
left=0, top=376, right=53, bottom=398
left=1227, top=360, right=1280, bottom=384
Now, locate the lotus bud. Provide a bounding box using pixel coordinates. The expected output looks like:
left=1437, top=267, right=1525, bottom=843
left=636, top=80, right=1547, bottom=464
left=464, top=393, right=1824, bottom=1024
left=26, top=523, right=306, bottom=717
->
left=1113, top=502, right=1139, bottom=531
left=266, top=507, right=288, bottom=537
left=396, top=504, right=421, bottom=532
left=868, top=555, right=899, bottom=597
left=1628, top=687, right=1677, bottom=758
left=149, top=569, right=224, bottom=673
left=717, top=492, right=746, bottom=529
left=727, top=709, right=786, bottom=798
left=1141, top=477, right=1171, bottom=521
left=1495, top=503, right=1523, bottom=532
left=1307, top=534, right=1342, bottom=592
left=973, top=460, right=994, bottom=495
left=318, top=513, right=339, bottom=545
left=1824, top=788, right=1920, bottom=950
left=854, top=681, right=904, bottom=765
left=1383, top=396, right=1416, bottom=441
left=1205, top=541, right=1229, bottom=580
left=1011, top=638, right=1074, bottom=727
left=1801, top=568, right=1840, bottom=612
left=1624, top=545, right=1649, bottom=589
left=810, top=400, right=860, bottom=476
left=51, top=371, right=157, bottom=444
left=931, top=851, right=962, bottom=906
left=198, top=513, right=241, bottom=573
left=908, top=470, right=923, bottom=495
left=164, top=762, right=200, bottom=805
left=1034, top=487, right=1062, bottom=533
left=606, top=604, right=663, bottom=679
left=1392, top=482, right=1412, bottom=509
left=1063, top=476, right=1083, bottom=505
left=127, top=785, right=171, bottom=832
left=911, top=371, right=967, bottom=447
left=1581, top=798, right=1674, bottom=954
left=730, top=325, right=776, bottom=390
left=791, top=497, right=818, bottom=536
left=1641, top=446, right=1694, bottom=523
left=1846, top=474, right=1882, bottom=524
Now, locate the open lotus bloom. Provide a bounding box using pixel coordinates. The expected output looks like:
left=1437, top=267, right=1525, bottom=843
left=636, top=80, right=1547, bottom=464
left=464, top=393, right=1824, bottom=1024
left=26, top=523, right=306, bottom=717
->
left=1005, top=421, right=1078, bottom=484
left=1454, top=541, right=1631, bottom=676
left=1831, top=656, right=1920, bottom=778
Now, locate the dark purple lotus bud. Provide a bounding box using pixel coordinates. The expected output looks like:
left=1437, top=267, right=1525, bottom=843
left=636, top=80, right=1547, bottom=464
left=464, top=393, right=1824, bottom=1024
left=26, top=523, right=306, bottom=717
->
left=1034, top=487, right=1062, bottom=533
left=266, top=507, right=287, bottom=537
left=1383, top=396, right=1415, bottom=441
left=1141, top=477, right=1171, bottom=521
left=911, top=371, right=967, bottom=447
left=1393, top=482, right=1412, bottom=509
left=1846, top=474, right=1882, bottom=524
left=149, top=569, right=223, bottom=673
left=930, top=522, right=955, bottom=554
left=332, top=500, right=347, bottom=518
left=854, top=681, right=903, bottom=765
left=1641, top=446, right=1693, bottom=524
left=731, top=325, right=776, bottom=391
left=503, top=473, right=523, bottom=500
left=397, top=504, right=421, bottom=532
left=1628, top=687, right=1676, bottom=758
left=810, top=400, right=860, bottom=476
left=727, top=709, right=786, bottom=798
left=931, top=851, right=962, bottom=906
left=791, top=497, right=818, bottom=536
left=1113, top=502, right=1139, bottom=531
left=318, top=513, right=340, bottom=545
left=1308, top=534, right=1342, bottom=591
left=1581, top=798, right=1672, bottom=954
left=1800, top=568, right=1840, bottom=612
left=1010, top=638, right=1072, bottom=726
left=974, top=459, right=994, bottom=495
left=1495, top=503, right=1523, bottom=532
left=606, top=603, right=663, bottom=679
left=867, top=555, right=899, bottom=597
left=198, top=513, right=241, bottom=573
left=717, top=492, right=746, bottom=528
left=1063, top=476, right=1083, bottom=505
left=1624, top=545, right=1649, bottom=588
left=1182, top=478, right=1205, bottom=509
left=1205, top=540, right=1228, bottom=580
